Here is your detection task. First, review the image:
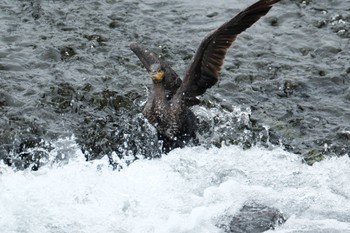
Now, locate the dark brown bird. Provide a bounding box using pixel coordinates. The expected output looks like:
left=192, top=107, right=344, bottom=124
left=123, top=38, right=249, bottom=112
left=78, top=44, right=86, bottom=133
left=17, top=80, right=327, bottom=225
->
left=130, top=0, right=280, bottom=152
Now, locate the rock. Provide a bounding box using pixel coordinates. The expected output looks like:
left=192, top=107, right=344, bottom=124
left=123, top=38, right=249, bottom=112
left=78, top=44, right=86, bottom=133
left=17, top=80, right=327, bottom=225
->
left=219, top=202, right=286, bottom=233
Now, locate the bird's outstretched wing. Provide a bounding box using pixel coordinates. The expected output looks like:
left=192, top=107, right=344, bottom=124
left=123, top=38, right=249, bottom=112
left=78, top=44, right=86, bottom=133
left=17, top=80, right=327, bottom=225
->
left=177, top=0, right=281, bottom=98
left=130, top=43, right=182, bottom=98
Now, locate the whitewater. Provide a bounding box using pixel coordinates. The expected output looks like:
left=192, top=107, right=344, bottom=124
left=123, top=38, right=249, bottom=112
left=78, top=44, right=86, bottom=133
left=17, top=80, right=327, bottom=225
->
left=1, top=137, right=349, bottom=233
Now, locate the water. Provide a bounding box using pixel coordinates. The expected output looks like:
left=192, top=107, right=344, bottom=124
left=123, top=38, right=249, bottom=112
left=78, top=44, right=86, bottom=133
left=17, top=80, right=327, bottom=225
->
left=1, top=137, right=350, bottom=232
left=1, top=0, right=350, bottom=231
left=1, top=0, right=349, bottom=166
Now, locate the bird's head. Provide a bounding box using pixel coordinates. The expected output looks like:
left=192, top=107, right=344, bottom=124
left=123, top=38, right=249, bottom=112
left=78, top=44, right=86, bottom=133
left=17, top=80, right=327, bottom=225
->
left=149, top=64, right=165, bottom=83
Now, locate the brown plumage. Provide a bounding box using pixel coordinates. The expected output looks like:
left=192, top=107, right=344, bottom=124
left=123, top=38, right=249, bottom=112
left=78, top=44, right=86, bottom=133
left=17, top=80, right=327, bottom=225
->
left=130, top=0, right=281, bottom=152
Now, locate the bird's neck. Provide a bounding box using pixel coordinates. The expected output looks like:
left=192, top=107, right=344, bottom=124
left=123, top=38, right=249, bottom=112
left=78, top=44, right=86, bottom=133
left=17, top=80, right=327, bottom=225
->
left=152, top=81, right=164, bottom=92
left=152, top=82, right=167, bottom=102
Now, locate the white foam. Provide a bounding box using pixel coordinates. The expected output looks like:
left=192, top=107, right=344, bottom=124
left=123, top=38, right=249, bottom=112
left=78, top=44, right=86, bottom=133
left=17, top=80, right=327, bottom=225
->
left=1, top=138, right=350, bottom=233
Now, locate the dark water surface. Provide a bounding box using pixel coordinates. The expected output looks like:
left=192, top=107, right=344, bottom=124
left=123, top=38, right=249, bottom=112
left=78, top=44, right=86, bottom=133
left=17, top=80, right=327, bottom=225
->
left=0, top=0, right=349, bottom=169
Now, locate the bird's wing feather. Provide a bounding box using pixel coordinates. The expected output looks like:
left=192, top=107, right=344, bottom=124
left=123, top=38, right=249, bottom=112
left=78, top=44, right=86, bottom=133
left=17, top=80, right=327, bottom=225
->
left=177, top=0, right=281, bottom=98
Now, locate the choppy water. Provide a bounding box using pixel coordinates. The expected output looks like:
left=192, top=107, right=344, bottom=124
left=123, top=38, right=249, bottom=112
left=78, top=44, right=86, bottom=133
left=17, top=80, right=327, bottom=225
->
left=1, top=138, right=350, bottom=233
left=0, top=0, right=350, bottom=232
left=1, top=0, right=349, bottom=167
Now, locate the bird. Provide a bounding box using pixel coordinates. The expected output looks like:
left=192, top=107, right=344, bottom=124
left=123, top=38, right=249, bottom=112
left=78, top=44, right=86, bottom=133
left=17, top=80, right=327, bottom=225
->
left=130, top=0, right=281, bottom=152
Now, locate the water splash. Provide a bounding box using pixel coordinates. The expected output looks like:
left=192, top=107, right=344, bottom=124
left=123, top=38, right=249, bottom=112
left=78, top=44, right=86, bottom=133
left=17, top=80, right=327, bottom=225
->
left=1, top=137, right=349, bottom=232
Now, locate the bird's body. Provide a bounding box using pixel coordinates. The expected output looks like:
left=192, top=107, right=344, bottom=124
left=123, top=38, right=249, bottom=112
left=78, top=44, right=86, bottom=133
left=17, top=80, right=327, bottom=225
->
left=130, top=0, right=281, bottom=152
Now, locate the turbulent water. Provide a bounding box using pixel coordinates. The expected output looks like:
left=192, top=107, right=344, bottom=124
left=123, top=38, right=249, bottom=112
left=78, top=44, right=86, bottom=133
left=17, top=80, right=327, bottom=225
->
left=1, top=138, right=350, bottom=233
left=0, top=0, right=350, bottom=232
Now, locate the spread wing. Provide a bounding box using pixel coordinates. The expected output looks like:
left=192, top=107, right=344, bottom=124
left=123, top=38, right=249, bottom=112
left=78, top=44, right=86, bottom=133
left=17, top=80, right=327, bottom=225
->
left=130, top=42, right=182, bottom=98
left=177, top=0, right=281, bottom=98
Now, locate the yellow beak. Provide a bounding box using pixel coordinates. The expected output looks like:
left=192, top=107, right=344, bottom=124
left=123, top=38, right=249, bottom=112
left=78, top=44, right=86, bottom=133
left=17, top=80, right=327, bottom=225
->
left=151, top=70, right=165, bottom=82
